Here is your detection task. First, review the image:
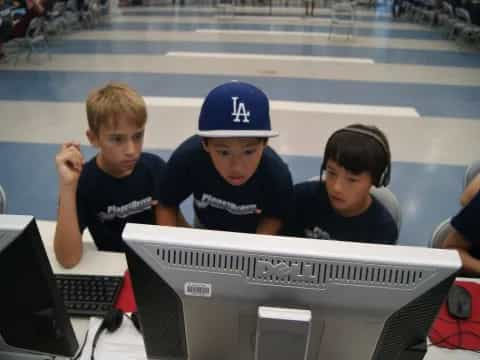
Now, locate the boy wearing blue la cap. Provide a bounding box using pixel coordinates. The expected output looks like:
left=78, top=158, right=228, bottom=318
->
left=157, top=81, right=294, bottom=235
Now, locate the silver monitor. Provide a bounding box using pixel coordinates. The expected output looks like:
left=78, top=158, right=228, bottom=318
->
left=123, top=224, right=461, bottom=360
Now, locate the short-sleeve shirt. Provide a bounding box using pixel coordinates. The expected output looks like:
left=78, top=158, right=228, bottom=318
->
left=76, top=152, right=166, bottom=252
left=451, top=191, right=480, bottom=257
left=286, top=180, right=398, bottom=245
left=159, top=135, right=294, bottom=233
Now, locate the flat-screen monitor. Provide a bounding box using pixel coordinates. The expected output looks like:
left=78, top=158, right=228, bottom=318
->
left=0, top=215, right=78, bottom=360
left=123, top=224, right=461, bottom=360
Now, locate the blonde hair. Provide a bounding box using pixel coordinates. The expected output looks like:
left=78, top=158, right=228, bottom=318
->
left=86, top=83, right=147, bottom=134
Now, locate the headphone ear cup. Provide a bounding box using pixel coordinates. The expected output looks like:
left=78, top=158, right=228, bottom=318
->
left=379, top=165, right=390, bottom=187
left=90, top=308, right=124, bottom=360
left=104, top=308, right=124, bottom=332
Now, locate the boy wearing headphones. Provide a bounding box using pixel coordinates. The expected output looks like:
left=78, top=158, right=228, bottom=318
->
left=287, top=124, right=398, bottom=244
left=157, top=81, right=294, bottom=235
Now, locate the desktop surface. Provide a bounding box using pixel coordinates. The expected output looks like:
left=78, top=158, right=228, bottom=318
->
left=34, top=220, right=478, bottom=360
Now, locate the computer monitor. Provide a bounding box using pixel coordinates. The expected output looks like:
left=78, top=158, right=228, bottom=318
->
left=123, top=224, right=461, bottom=360
left=0, top=215, right=78, bottom=360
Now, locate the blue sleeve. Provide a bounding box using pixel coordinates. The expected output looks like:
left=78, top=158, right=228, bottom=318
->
left=451, top=191, right=480, bottom=244
left=370, top=202, right=399, bottom=245
left=144, top=153, right=167, bottom=202
left=374, top=221, right=398, bottom=245
left=283, top=183, right=309, bottom=237
left=260, top=153, right=294, bottom=222
left=158, top=140, right=195, bottom=207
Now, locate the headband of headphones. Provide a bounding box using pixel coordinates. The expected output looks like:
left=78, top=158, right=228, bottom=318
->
left=321, top=126, right=391, bottom=187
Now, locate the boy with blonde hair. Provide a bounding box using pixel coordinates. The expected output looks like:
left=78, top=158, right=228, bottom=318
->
left=54, top=83, right=166, bottom=268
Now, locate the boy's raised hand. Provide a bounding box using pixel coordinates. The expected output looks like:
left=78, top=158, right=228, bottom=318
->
left=55, top=142, right=84, bottom=187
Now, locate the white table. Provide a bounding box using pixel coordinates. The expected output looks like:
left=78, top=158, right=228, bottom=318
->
left=39, top=221, right=128, bottom=341
left=37, top=221, right=478, bottom=360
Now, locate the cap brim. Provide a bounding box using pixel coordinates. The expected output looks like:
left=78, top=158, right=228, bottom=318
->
left=197, top=130, right=279, bottom=138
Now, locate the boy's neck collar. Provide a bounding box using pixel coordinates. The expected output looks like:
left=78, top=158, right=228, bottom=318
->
left=334, top=194, right=373, bottom=218
left=95, top=154, right=135, bottom=179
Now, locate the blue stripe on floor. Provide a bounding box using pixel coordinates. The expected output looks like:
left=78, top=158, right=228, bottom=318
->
left=96, top=21, right=447, bottom=40
left=0, top=141, right=464, bottom=247
left=45, top=39, right=480, bottom=68
left=1, top=70, right=479, bottom=118
left=120, top=9, right=396, bottom=22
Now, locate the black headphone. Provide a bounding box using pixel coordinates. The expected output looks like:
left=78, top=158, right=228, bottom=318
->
left=320, top=125, right=391, bottom=187
left=90, top=308, right=142, bottom=360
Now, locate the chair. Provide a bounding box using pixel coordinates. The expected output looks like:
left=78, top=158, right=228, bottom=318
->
left=429, top=217, right=452, bottom=248
left=0, top=185, right=6, bottom=214
left=437, top=1, right=457, bottom=38
left=63, top=0, right=82, bottom=31
left=402, top=0, right=421, bottom=20
left=452, top=7, right=480, bottom=42
left=329, top=0, right=356, bottom=40
left=370, top=187, right=402, bottom=233
left=98, top=0, right=111, bottom=16
left=8, top=17, right=50, bottom=65
left=415, top=0, right=437, bottom=25
left=464, top=160, right=480, bottom=189
left=216, top=0, right=235, bottom=17
left=45, top=2, right=68, bottom=37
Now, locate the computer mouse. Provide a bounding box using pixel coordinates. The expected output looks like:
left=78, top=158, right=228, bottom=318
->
left=447, top=284, right=472, bottom=320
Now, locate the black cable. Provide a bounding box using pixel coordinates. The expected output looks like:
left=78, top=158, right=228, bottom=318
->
left=71, top=328, right=89, bottom=360
left=436, top=316, right=480, bottom=324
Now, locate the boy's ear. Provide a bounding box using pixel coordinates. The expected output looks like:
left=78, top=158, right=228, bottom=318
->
left=86, top=129, right=98, bottom=147
left=201, top=139, right=210, bottom=153
left=260, top=138, right=268, bottom=150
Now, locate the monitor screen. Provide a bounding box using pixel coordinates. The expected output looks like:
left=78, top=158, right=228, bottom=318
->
left=0, top=215, right=78, bottom=359
left=123, top=224, right=461, bottom=360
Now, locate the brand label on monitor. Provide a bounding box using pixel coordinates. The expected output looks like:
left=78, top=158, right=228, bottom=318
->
left=184, top=282, right=212, bottom=297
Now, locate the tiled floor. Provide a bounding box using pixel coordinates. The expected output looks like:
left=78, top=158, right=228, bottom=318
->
left=1, top=2, right=479, bottom=246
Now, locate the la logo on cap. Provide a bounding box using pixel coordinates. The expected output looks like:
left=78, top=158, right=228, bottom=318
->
left=231, top=97, right=250, bottom=124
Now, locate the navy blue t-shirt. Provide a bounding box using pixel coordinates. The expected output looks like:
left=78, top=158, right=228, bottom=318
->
left=159, top=135, right=294, bottom=233
left=76, top=152, right=166, bottom=252
left=286, top=180, right=398, bottom=244
left=451, top=191, right=480, bottom=257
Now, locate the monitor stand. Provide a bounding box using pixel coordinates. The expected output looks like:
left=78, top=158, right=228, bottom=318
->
left=0, top=352, right=53, bottom=360
left=255, top=306, right=312, bottom=360
left=0, top=336, right=54, bottom=360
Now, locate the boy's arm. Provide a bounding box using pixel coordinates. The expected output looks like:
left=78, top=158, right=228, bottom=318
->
left=256, top=154, right=294, bottom=236
left=155, top=205, right=191, bottom=227
left=156, top=205, right=179, bottom=226
left=156, top=139, right=196, bottom=227
left=442, top=228, right=480, bottom=275
left=460, top=174, right=480, bottom=207
left=256, top=217, right=284, bottom=235
left=53, top=143, right=84, bottom=269
left=155, top=206, right=191, bottom=227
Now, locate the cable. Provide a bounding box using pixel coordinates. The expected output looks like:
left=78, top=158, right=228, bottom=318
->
left=436, top=316, right=480, bottom=325
left=71, top=329, right=89, bottom=360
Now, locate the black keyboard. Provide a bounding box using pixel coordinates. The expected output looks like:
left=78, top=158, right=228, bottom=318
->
left=55, top=274, right=123, bottom=317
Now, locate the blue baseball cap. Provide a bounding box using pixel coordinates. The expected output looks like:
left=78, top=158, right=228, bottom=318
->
left=197, top=81, right=278, bottom=138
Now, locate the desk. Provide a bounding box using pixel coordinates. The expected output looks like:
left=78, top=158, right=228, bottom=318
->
left=38, top=220, right=127, bottom=343
left=37, top=220, right=478, bottom=360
